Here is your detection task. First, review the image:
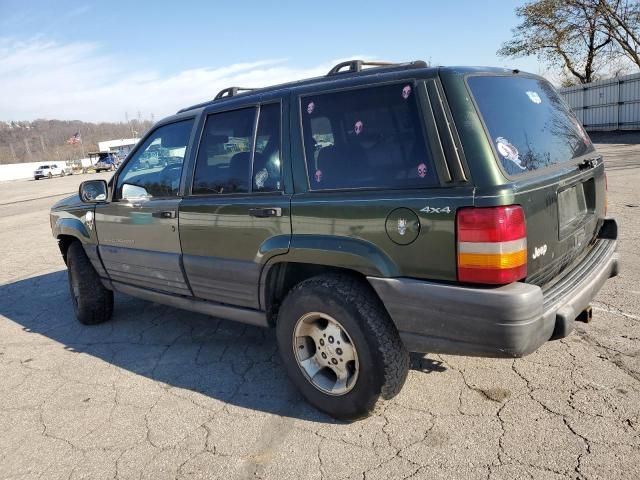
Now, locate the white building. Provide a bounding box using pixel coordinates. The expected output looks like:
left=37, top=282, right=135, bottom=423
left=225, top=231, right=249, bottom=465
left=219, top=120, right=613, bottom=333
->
left=97, top=138, right=140, bottom=157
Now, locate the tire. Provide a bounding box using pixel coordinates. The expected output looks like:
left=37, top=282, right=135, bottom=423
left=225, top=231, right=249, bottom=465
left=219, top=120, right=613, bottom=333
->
left=60, top=170, right=65, bottom=177
left=276, top=274, right=409, bottom=420
left=66, top=242, right=113, bottom=325
left=47, top=172, right=52, bottom=179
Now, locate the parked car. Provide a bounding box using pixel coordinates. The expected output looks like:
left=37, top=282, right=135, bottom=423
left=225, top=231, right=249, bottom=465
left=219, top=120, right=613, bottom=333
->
left=50, top=60, right=619, bottom=419
left=34, top=163, right=71, bottom=180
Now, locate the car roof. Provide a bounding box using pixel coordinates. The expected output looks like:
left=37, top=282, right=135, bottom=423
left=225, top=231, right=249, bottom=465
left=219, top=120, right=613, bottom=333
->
left=156, top=62, right=530, bottom=125
left=176, top=60, right=431, bottom=113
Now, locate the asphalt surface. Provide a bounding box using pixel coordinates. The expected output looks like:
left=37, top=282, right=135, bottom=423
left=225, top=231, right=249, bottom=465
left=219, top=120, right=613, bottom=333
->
left=0, top=145, right=638, bottom=480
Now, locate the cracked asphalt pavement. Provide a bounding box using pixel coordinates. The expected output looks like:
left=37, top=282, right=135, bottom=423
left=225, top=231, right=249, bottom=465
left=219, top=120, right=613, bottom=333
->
left=1, top=134, right=639, bottom=480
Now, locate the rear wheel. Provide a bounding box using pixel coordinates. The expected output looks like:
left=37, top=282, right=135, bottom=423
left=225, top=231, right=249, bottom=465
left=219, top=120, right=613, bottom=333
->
left=276, top=274, right=409, bottom=420
left=66, top=242, right=113, bottom=325
left=60, top=170, right=65, bottom=177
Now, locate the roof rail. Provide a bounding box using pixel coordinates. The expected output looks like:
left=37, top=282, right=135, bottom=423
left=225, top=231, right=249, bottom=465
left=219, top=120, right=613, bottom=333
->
left=214, top=86, right=255, bottom=100
left=326, top=59, right=427, bottom=76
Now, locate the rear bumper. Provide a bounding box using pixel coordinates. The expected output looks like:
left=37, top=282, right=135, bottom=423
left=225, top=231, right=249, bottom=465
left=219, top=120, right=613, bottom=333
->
left=368, top=236, right=619, bottom=358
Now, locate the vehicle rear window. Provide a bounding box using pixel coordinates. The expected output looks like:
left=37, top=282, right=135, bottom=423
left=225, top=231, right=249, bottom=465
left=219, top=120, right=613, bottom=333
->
left=301, top=83, right=437, bottom=190
left=467, top=75, right=595, bottom=176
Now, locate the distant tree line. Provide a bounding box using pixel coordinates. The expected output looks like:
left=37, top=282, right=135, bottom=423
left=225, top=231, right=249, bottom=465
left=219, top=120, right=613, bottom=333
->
left=0, top=119, right=153, bottom=165
left=499, top=0, right=640, bottom=85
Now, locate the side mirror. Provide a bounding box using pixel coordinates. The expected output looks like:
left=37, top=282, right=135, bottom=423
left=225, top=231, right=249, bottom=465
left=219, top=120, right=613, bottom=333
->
left=79, top=180, right=108, bottom=203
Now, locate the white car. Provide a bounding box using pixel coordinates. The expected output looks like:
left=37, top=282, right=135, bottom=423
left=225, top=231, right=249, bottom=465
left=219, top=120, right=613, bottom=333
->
left=34, top=164, right=72, bottom=180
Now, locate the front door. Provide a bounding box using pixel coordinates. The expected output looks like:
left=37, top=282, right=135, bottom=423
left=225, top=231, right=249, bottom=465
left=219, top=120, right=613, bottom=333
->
left=95, top=118, right=196, bottom=296
left=179, top=103, right=291, bottom=309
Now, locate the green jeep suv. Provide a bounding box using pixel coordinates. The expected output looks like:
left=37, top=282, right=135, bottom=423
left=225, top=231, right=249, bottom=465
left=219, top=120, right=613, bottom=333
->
left=50, top=60, right=619, bottom=419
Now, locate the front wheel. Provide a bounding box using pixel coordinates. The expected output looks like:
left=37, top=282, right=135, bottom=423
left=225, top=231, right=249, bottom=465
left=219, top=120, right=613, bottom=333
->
left=60, top=170, right=65, bottom=177
left=276, top=274, right=409, bottom=420
left=67, top=242, right=113, bottom=325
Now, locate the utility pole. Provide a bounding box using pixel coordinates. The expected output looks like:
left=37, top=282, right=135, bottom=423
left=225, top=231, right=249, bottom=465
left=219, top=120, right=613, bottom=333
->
left=40, top=135, right=47, bottom=156
left=23, top=138, right=32, bottom=162
left=9, top=143, right=17, bottom=163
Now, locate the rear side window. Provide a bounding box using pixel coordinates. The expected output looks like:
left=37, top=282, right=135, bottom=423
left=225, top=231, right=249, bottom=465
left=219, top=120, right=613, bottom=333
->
left=301, top=83, right=437, bottom=190
left=253, top=103, right=282, bottom=192
left=192, top=108, right=256, bottom=194
left=193, top=104, right=283, bottom=195
left=467, top=75, right=595, bottom=176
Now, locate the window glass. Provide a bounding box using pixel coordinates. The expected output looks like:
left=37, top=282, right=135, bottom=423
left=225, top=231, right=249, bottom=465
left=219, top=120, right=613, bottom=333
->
left=253, top=103, right=282, bottom=192
left=116, top=119, right=193, bottom=200
left=467, top=75, right=595, bottom=176
left=301, top=83, right=437, bottom=190
left=192, top=108, right=256, bottom=194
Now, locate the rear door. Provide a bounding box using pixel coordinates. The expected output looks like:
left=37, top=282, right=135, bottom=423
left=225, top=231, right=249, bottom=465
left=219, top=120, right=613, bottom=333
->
left=179, top=101, right=291, bottom=309
left=95, top=118, right=196, bottom=296
left=464, top=74, right=606, bottom=285
left=291, top=79, right=471, bottom=282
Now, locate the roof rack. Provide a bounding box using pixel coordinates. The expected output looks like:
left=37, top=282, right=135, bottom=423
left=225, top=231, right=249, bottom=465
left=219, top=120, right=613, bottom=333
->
left=326, top=59, right=427, bottom=76
left=214, top=86, right=256, bottom=100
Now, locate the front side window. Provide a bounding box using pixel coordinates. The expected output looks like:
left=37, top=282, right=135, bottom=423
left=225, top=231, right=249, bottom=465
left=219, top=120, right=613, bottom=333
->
left=301, top=83, right=437, bottom=190
left=116, top=119, right=194, bottom=200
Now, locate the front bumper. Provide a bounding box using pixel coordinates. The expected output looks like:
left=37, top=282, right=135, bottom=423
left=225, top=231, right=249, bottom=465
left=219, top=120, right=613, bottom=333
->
left=368, top=234, right=619, bottom=358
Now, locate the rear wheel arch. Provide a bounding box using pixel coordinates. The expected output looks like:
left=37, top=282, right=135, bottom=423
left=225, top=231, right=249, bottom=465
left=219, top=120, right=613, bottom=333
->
left=261, top=261, right=386, bottom=326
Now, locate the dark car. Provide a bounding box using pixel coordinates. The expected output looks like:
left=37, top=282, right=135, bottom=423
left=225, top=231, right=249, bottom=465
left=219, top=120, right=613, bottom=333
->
left=50, top=60, right=618, bottom=419
left=90, top=152, right=118, bottom=172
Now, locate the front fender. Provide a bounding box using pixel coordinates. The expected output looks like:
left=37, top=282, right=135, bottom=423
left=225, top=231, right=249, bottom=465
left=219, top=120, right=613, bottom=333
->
left=53, top=217, right=91, bottom=242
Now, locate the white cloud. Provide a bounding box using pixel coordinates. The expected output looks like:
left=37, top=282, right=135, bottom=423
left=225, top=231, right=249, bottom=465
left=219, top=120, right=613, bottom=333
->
left=0, top=37, right=361, bottom=122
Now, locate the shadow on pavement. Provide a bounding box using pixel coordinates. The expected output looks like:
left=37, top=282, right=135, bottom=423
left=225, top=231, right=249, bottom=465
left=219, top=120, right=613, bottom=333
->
left=0, top=270, right=446, bottom=422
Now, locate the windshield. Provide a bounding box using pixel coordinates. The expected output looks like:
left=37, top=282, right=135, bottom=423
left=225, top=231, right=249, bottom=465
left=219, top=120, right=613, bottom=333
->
left=38, top=165, right=49, bottom=169
left=467, top=75, right=595, bottom=176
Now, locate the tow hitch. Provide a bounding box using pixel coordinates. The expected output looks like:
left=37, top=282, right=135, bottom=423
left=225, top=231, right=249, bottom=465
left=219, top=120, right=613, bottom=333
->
left=576, top=306, right=593, bottom=323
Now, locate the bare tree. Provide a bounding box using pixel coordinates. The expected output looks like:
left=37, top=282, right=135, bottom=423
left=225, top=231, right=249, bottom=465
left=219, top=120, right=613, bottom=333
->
left=499, top=0, right=612, bottom=83
left=594, top=0, right=640, bottom=67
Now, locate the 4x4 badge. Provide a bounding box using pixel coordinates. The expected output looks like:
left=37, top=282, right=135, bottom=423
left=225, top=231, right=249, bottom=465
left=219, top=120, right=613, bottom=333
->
left=420, top=206, right=451, bottom=214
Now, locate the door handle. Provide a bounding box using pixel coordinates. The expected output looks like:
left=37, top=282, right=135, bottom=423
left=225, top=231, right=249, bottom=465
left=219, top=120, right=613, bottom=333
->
left=152, top=210, right=177, bottom=219
left=248, top=207, right=282, bottom=218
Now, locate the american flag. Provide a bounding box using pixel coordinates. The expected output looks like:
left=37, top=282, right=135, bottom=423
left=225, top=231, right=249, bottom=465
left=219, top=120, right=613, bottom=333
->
left=66, top=132, right=81, bottom=145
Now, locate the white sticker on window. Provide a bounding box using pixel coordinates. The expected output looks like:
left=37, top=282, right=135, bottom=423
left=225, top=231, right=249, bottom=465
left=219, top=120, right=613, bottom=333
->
left=255, top=168, right=268, bottom=189
left=354, top=120, right=364, bottom=135
left=307, top=102, right=315, bottom=114
left=496, top=137, right=526, bottom=170
left=402, top=85, right=412, bottom=99
left=526, top=91, right=542, bottom=104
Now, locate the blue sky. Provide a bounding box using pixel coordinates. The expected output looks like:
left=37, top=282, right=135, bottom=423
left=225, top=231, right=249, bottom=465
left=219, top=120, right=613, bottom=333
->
left=0, top=0, right=541, bottom=122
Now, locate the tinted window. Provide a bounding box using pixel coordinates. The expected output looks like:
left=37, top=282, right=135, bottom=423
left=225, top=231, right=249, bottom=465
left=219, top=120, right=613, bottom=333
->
left=116, top=119, right=193, bottom=200
left=301, top=83, right=437, bottom=190
left=192, top=108, right=256, bottom=194
left=467, top=75, right=595, bottom=176
left=253, top=104, right=282, bottom=192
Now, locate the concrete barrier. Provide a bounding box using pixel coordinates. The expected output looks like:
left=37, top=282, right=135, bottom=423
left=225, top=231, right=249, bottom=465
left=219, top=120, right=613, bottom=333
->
left=0, top=159, right=91, bottom=182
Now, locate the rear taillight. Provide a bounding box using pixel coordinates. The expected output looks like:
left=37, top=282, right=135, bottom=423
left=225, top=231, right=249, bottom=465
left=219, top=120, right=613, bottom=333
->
left=456, top=205, right=527, bottom=284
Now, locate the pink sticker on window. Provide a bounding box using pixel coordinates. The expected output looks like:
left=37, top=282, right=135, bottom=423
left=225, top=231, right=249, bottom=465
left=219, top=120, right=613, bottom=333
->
left=417, top=163, right=427, bottom=178
left=402, top=85, right=412, bottom=99
left=354, top=120, right=364, bottom=135
left=314, top=169, right=322, bottom=182
left=307, top=102, right=315, bottom=114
